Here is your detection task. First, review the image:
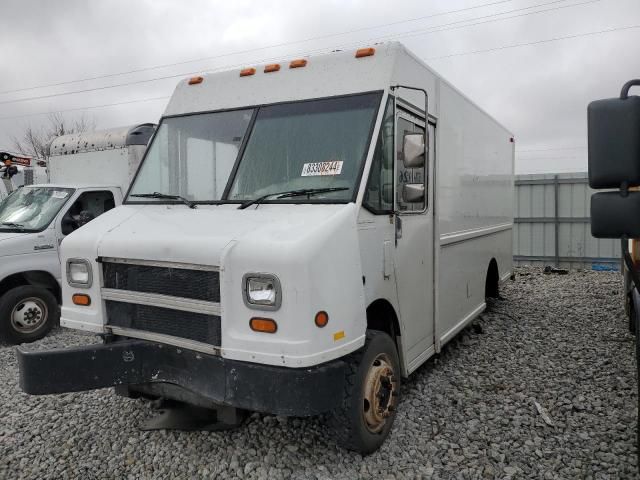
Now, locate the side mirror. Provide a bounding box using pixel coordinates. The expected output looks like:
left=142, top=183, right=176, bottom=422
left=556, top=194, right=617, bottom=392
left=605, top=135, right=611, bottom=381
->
left=588, top=79, right=640, bottom=238
left=402, top=183, right=424, bottom=203
left=591, top=192, right=640, bottom=238
left=402, top=133, right=426, bottom=168
left=61, top=222, right=74, bottom=236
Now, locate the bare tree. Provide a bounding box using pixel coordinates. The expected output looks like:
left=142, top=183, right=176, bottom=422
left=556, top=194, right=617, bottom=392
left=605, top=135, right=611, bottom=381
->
left=11, top=113, right=95, bottom=163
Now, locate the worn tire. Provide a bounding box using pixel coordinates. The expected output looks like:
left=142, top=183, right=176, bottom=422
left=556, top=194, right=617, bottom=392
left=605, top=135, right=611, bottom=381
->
left=329, top=330, right=401, bottom=454
left=0, top=286, right=58, bottom=344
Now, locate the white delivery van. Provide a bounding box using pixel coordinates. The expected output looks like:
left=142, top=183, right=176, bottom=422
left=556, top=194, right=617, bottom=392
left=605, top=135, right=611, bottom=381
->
left=0, top=124, right=155, bottom=344
left=18, top=43, right=513, bottom=453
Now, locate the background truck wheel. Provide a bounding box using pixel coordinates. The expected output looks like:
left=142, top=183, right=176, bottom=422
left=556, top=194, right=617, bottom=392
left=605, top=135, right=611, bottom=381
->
left=0, top=286, right=59, bottom=344
left=329, top=330, right=401, bottom=454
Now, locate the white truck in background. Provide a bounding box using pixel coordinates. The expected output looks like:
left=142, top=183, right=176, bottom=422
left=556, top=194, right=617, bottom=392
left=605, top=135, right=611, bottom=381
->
left=0, top=123, right=155, bottom=344
left=18, top=43, right=513, bottom=453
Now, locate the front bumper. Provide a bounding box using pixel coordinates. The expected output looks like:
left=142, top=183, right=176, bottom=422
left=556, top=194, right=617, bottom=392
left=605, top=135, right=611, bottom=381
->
left=16, top=339, right=346, bottom=416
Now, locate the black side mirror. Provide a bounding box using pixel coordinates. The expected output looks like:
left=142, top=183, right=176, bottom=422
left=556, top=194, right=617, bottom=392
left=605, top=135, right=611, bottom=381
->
left=61, top=217, right=76, bottom=236
left=588, top=79, right=640, bottom=238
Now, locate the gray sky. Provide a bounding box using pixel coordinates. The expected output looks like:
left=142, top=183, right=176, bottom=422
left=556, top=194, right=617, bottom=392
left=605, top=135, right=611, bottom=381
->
left=0, top=0, right=638, bottom=173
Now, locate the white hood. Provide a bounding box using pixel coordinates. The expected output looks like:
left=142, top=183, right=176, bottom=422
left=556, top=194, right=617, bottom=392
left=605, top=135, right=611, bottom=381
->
left=0, top=231, right=27, bottom=243
left=65, top=203, right=351, bottom=266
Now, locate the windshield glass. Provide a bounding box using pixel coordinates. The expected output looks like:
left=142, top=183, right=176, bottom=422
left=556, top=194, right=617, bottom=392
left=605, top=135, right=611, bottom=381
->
left=127, top=109, right=254, bottom=202
left=0, top=187, right=74, bottom=232
left=228, top=93, right=380, bottom=202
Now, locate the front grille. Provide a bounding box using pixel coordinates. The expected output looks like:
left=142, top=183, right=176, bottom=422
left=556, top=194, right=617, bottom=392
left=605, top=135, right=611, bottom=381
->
left=102, top=261, right=220, bottom=302
left=106, top=301, right=221, bottom=346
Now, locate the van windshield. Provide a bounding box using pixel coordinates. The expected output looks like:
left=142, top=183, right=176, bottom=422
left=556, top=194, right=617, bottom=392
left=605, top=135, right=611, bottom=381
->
left=128, top=109, right=254, bottom=202
left=126, top=92, right=381, bottom=206
left=228, top=93, right=380, bottom=203
left=0, top=186, right=75, bottom=232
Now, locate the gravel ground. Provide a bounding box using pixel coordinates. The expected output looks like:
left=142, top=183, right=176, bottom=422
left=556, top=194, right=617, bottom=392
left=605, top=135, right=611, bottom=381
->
left=0, top=267, right=637, bottom=479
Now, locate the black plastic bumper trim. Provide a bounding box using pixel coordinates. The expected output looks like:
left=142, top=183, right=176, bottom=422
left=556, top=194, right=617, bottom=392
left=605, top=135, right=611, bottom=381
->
left=16, top=340, right=346, bottom=416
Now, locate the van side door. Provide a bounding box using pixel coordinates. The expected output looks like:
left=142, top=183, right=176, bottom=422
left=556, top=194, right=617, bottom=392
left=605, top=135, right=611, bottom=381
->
left=393, top=106, right=436, bottom=371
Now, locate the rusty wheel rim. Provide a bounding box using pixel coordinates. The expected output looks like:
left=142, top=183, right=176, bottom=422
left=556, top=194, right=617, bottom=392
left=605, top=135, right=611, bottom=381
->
left=362, top=353, right=398, bottom=433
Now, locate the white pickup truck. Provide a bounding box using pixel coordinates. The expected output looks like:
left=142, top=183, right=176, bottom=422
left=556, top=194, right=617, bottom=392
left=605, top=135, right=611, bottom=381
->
left=0, top=124, right=155, bottom=343
left=18, top=43, right=513, bottom=453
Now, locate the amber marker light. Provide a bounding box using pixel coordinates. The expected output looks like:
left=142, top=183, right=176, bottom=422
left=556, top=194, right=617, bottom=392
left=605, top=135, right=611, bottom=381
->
left=315, top=311, right=329, bottom=328
left=264, top=64, right=280, bottom=73
left=188, top=76, right=204, bottom=85
left=240, top=67, right=256, bottom=77
left=250, top=317, right=278, bottom=333
left=289, top=59, right=307, bottom=68
left=355, top=47, right=375, bottom=58
left=72, top=294, right=91, bottom=306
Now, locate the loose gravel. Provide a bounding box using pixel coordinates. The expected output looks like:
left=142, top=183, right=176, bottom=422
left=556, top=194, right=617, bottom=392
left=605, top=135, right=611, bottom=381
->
left=0, top=267, right=637, bottom=479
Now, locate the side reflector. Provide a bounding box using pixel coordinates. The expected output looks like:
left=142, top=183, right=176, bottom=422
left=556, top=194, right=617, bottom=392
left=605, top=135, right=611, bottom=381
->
left=355, top=47, right=375, bottom=58
left=250, top=317, right=277, bottom=333
left=240, top=67, right=256, bottom=77
left=289, top=59, right=307, bottom=69
left=188, top=76, right=204, bottom=85
left=264, top=63, right=280, bottom=73
left=333, top=330, right=345, bottom=341
left=315, top=311, right=329, bottom=328
left=72, top=294, right=91, bottom=306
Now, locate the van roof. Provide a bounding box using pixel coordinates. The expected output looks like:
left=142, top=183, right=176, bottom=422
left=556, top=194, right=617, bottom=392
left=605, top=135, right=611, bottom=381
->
left=164, top=43, right=404, bottom=117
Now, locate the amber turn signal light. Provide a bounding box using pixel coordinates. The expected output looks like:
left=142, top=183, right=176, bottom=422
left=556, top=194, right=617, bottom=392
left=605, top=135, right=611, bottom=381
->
left=72, top=294, right=91, bottom=306
left=250, top=317, right=277, bottom=333
left=188, top=76, right=204, bottom=85
left=240, top=67, right=256, bottom=77
left=315, top=311, right=329, bottom=328
left=264, top=64, right=280, bottom=73
left=355, top=47, right=375, bottom=58
left=289, top=59, right=307, bottom=69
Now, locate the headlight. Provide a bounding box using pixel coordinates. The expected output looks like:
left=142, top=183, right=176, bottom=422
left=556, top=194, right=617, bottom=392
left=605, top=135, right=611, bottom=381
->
left=243, top=274, right=281, bottom=310
left=67, top=259, right=93, bottom=288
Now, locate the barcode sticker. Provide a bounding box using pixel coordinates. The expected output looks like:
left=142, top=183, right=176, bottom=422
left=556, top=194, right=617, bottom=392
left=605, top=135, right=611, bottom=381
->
left=52, top=191, right=69, bottom=199
left=301, top=161, right=343, bottom=176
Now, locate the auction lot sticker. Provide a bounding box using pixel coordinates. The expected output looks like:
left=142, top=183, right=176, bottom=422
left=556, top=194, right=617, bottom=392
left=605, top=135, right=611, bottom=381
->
left=301, top=161, right=343, bottom=176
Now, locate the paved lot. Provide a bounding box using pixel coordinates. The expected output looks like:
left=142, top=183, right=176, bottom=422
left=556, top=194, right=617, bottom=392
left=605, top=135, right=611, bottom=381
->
left=0, top=267, right=637, bottom=479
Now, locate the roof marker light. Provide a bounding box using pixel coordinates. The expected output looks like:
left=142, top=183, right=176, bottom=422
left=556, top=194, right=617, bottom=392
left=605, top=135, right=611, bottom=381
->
left=188, top=76, right=204, bottom=85
left=240, top=67, right=256, bottom=77
left=355, top=47, right=375, bottom=58
left=264, top=64, right=280, bottom=73
left=289, top=59, right=307, bottom=69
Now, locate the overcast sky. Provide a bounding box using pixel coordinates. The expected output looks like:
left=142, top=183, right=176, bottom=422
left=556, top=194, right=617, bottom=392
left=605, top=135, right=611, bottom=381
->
left=0, top=0, right=638, bottom=173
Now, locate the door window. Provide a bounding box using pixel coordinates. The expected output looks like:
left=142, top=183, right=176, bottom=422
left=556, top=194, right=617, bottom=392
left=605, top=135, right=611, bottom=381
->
left=363, top=96, right=395, bottom=213
left=396, top=115, right=426, bottom=212
left=61, top=190, right=115, bottom=235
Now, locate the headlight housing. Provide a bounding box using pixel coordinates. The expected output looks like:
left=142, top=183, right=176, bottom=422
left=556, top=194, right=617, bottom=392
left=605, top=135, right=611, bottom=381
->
left=66, top=259, right=93, bottom=288
left=243, top=273, right=281, bottom=310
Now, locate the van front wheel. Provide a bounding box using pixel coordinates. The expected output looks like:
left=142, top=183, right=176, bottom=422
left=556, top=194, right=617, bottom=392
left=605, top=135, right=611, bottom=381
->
left=329, top=330, right=401, bottom=454
left=0, top=286, right=58, bottom=344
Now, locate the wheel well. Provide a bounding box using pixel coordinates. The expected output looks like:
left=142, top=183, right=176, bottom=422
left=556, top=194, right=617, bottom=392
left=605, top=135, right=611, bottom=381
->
left=366, top=299, right=401, bottom=347
left=0, top=271, right=61, bottom=304
left=485, top=258, right=500, bottom=299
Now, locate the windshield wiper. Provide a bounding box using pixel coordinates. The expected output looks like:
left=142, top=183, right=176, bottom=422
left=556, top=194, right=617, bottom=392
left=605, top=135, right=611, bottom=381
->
left=1, top=222, right=24, bottom=228
left=131, top=192, right=197, bottom=209
left=238, top=187, right=349, bottom=210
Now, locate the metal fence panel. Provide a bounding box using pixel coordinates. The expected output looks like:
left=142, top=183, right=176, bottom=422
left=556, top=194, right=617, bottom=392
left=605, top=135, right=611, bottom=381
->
left=513, top=172, right=620, bottom=271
